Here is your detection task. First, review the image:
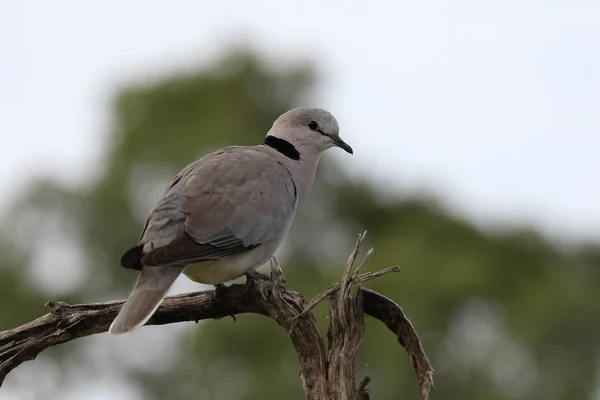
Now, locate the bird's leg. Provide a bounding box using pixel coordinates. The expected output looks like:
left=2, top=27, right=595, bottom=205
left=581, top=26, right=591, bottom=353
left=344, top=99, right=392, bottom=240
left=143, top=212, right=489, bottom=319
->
left=214, top=283, right=227, bottom=297
left=213, top=283, right=237, bottom=322
left=243, top=269, right=270, bottom=294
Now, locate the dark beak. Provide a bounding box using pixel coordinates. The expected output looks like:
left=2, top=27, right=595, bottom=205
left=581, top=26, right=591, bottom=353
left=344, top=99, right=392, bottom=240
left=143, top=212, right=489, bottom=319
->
left=332, top=136, right=353, bottom=154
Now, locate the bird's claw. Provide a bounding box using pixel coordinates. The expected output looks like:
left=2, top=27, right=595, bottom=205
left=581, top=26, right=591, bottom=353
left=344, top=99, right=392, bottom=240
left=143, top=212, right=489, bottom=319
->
left=214, top=283, right=227, bottom=297
left=244, top=269, right=271, bottom=282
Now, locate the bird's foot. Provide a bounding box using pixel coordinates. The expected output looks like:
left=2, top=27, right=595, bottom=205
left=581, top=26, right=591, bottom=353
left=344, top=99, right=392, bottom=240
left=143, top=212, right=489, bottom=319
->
left=244, top=269, right=271, bottom=282
left=244, top=259, right=286, bottom=296
left=243, top=269, right=270, bottom=295
left=213, top=283, right=237, bottom=322
left=214, top=283, right=227, bottom=297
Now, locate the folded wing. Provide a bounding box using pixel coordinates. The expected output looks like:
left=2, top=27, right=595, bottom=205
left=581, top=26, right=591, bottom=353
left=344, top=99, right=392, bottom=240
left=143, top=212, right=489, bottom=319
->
left=136, top=147, right=297, bottom=267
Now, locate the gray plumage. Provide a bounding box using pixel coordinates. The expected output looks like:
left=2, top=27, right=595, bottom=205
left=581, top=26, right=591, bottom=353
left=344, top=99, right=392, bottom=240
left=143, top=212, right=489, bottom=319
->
left=109, top=107, right=352, bottom=334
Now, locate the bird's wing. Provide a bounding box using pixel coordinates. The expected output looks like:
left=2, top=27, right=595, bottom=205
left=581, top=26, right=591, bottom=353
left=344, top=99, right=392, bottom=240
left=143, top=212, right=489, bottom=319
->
left=136, top=147, right=297, bottom=267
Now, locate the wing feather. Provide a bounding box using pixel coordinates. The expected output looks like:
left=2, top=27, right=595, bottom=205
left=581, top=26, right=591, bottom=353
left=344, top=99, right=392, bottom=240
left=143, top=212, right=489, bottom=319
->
left=135, top=147, right=297, bottom=267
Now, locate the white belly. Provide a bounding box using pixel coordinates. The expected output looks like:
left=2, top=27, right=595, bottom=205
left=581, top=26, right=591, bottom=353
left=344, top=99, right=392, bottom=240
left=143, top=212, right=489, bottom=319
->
left=182, top=239, right=282, bottom=284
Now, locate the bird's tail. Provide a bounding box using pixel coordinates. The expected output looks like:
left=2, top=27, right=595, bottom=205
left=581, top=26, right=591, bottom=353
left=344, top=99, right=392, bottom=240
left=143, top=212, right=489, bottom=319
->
left=109, top=265, right=185, bottom=334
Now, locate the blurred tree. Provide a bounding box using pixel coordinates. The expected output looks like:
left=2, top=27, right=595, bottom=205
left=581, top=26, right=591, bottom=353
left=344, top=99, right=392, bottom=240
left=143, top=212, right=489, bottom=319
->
left=1, top=48, right=600, bottom=400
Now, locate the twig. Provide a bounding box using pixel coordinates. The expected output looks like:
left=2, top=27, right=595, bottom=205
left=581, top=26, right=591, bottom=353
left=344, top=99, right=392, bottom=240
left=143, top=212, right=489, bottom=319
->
left=339, top=231, right=367, bottom=302
left=290, top=266, right=401, bottom=330
left=353, top=247, right=374, bottom=280
left=327, top=232, right=367, bottom=398
left=357, top=376, right=371, bottom=400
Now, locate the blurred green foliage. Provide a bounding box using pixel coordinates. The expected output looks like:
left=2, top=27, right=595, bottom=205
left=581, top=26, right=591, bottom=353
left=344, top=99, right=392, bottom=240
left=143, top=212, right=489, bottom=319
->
left=1, top=49, right=600, bottom=400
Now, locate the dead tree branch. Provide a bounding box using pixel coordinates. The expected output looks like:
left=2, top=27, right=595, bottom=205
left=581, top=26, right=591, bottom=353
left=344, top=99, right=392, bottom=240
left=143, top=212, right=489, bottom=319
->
left=0, top=232, right=434, bottom=399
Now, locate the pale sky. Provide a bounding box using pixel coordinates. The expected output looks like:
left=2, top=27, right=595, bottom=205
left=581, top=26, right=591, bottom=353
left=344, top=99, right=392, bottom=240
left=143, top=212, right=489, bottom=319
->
left=1, top=1, right=599, bottom=243
left=1, top=2, right=599, bottom=398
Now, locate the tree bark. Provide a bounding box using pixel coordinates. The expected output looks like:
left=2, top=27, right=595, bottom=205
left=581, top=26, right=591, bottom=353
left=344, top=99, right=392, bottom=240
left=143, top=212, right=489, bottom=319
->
left=0, top=233, right=434, bottom=399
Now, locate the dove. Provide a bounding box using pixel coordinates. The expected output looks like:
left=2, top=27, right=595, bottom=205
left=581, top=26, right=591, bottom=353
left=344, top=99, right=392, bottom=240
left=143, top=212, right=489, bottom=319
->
left=109, top=107, right=353, bottom=334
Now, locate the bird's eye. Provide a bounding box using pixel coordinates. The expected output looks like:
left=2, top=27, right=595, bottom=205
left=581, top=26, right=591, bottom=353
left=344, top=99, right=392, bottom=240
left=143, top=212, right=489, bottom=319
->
left=307, top=120, right=319, bottom=131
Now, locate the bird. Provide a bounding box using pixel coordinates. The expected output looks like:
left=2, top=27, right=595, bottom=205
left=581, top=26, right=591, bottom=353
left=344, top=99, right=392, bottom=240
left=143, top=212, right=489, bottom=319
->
left=108, top=107, right=353, bottom=334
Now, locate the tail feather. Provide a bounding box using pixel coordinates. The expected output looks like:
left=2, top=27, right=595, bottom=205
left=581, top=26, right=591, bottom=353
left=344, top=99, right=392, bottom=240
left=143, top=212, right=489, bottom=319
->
left=109, top=265, right=185, bottom=334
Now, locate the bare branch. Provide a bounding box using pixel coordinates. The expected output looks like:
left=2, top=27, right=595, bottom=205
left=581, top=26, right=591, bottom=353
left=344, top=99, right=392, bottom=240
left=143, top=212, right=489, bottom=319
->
left=291, top=266, right=401, bottom=326
left=362, top=289, right=435, bottom=400
left=0, top=233, right=434, bottom=400
left=326, top=234, right=367, bottom=399
left=0, top=276, right=329, bottom=398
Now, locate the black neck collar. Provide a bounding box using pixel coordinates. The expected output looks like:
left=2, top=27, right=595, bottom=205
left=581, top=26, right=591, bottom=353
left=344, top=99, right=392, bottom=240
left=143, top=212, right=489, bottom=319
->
left=264, top=136, right=301, bottom=160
